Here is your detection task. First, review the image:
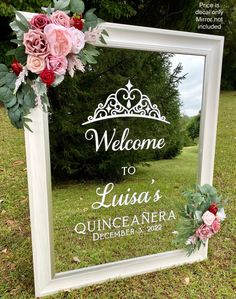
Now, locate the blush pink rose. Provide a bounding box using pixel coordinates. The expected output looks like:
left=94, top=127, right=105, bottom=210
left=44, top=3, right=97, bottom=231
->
left=44, top=24, right=72, bottom=57
left=30, top=14, right=51, bottom=30
left=46, top=55, right=68, bottom=75
left=51, top=11, right=70, bottom=27
left=202, top=210, right=215, bottom=226
left=196, top=224, right=213, bottom=241
left=68, top=27, right=85, bottom=54
left=211, top=219, right=221, bottom=233
left=27, top=55, right=45, bottom=74
left=23, top=29, right=49, bottom=57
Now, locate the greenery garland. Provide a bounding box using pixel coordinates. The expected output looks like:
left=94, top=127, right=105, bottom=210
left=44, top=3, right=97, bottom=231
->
left=175, top=184, right=226, bottom=256
left=0, top=0, right=107, bottom=130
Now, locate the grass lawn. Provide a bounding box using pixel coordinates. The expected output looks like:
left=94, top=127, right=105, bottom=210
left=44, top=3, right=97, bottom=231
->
left=0, top=91, right=236, bottom=298
left=52, top=145, right=198, bottom=272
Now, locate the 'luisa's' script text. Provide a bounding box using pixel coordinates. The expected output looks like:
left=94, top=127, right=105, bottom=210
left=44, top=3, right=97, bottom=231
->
left=85, top=128, right=166, bottom=152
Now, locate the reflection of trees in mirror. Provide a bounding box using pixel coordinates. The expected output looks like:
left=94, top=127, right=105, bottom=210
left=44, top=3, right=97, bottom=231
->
left=180, top=113, right=201, bottom=147
left=48, top=49, right=186, bottom=181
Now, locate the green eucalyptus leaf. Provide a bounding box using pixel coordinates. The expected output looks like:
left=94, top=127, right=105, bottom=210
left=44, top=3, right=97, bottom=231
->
left=84, top=52, right=97, bottom=64
left=10, top=20, right=21, bottom=33
left=41, top=94, right=50, bottom=109
left=11, top=102, right=20, bottom=112
left=15, top=11, right=30, bottom=29
left=5, top=96, right=17, bottom=108
left=6, top=49, right=16, bottom=56
left=0, top=63, right=8, bottom=76
left=8, top=107, right=21, bottom=123
left=0, top=64, right=9, bottom=79
left=10, top=39, right=23, bottom=46
left=23, top=121, right=33, bottom=132
left=194, top=210, right=203, bottom=222
left=99, top=35, right=106, bottom=45
left=85, top=8, right=97, bottom=21
left=15, top=46, right=27, bottom=64
left=15, top=19, right=29, bottom=33
left=53, top=0, right=70, bottom=10
left=70, top=0, right=85, bottom=14
left=102, top=29, right=109, bottom=37
left=2, top=73, right=17, bottom=90
left=35, top=79, right=47, bottom=96
left=0, top=86, right=14, bottom=103
left=23, top=89, right=36, bottom=109
left=85, top=44, right=100, bottom=56
left=84, top=20, right=98, bottom=30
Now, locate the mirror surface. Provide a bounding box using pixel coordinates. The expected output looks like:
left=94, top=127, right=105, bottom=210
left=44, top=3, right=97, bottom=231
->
left=49, top=48, right=205, bottom=272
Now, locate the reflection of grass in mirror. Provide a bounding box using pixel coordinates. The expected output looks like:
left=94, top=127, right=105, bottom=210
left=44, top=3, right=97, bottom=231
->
left=52, top=146, right=198, bottom=272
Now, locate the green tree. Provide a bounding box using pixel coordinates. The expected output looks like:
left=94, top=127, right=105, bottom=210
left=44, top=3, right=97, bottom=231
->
left=187, top=113, right=200, bottom=141
left=49, top=49, right=185, bottom=181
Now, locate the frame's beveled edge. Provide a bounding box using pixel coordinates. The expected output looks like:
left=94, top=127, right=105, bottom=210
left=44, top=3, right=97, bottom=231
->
left=37, top=246, right=207, bottom=297
left=21, top=11, right=223, bottom=298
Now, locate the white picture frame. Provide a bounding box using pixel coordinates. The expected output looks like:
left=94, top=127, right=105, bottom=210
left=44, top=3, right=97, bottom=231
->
left=21, top=12, right=224, bottom=297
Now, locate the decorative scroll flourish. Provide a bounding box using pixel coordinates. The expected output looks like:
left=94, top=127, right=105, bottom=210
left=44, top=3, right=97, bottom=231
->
left=82, top=80, right=170, bottom=125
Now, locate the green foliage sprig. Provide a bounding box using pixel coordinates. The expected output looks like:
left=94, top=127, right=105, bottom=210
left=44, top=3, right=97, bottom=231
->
left=175, top=184, right=226, bottom=256
left=0, top=0, right=107, bottom=130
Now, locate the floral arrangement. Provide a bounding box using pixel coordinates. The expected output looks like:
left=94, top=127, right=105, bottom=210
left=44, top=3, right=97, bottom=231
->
left=0, top=0, right=107, bottom=130
left=175, top=184, right=226, bottom=256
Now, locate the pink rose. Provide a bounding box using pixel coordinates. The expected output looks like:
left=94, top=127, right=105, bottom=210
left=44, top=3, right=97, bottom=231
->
left=68, top=27, right=85, bottom=54
left=44, top=24, right=72, bottom=57
left=202, top=210, right=215, bottom=226
left=211, top=219, right=221, bottom=233
left=27, top=55, right=45, bottom=74
left=46, top=55, right=68, bottom=75
left=30, top=14, right=51, bottom=30
left=196, top=224, right=213, bottom=241
left=51, top=11, right=70, bottom=27
left=23, top=29, right=49, bottom=57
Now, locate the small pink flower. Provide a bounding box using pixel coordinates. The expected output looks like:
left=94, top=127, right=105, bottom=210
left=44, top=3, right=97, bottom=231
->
left=30, top=14, right=51, bottom=30
left=84, top=27, right=102, bottom=45
left=67, top=54, right=85, bottom=77
left=202, top=210, right=215, bottom=226
left=27, top=55, right=45, bottom=74
left=46, top=55, right=68, bottom=75
left=44, top=24, right=72, bottom=57
left=68, top=27, right=85, bottom=54
left=185, top=235, right=197, bottom=245
left=196, top=224, right=213, bottom=241
left=51, top=11, right=70, bottom=27
left=23, top=29, right=49, bottom=57
left=211, top=219, right=221, bottom=233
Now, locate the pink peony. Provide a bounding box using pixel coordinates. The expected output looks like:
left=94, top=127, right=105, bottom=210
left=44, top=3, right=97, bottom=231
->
left=46, top=55, right=68, bottom=75
left=27, top=55, right=45, bottom=74
left=202, top=210, right=215, bottom=226
left=23, top=29, right=49, bottom=57
left=51, top=11, right=70, bottom=27
left=211, top=219, right=221, bottom=233
left=44, top=24, right=72, bottom=57
left=30, top=14, right=51, bottom=30
left=68, top=27, right=85, bottom=54
left=196, top=224, right=213, bottom=241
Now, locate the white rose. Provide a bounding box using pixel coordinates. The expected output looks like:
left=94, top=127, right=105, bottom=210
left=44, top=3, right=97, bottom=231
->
left=202, top=210, right=215, bottom=226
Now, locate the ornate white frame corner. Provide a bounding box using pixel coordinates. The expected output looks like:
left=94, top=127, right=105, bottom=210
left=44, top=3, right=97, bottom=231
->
left=21, top=12, right=224, bottom=298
